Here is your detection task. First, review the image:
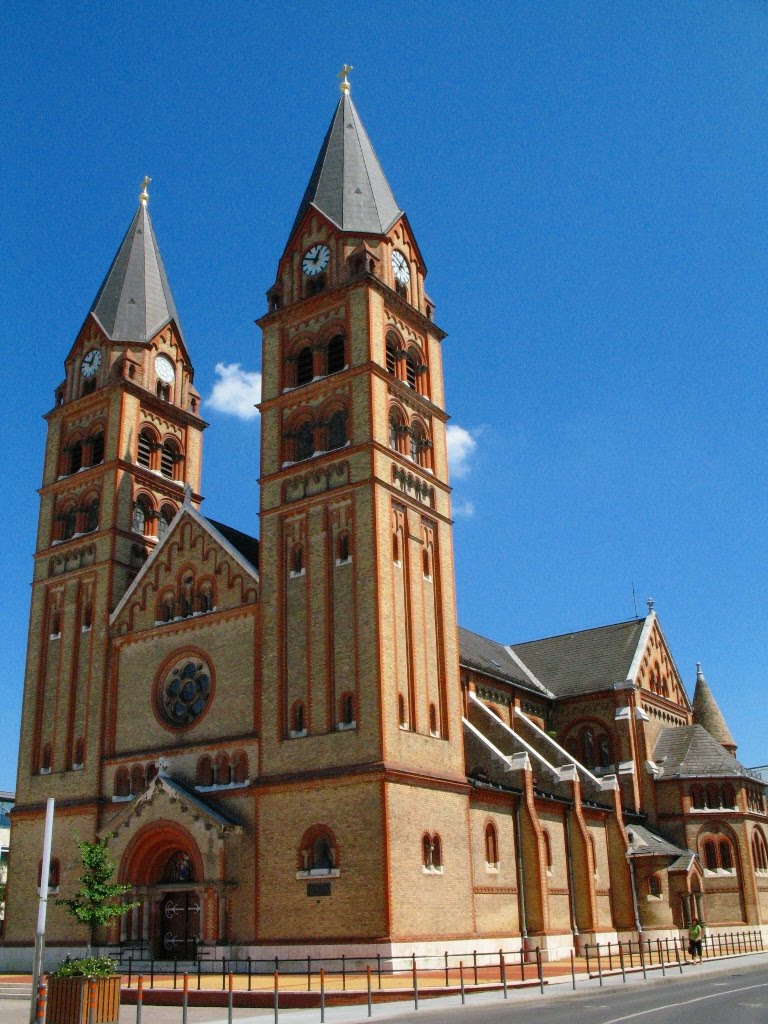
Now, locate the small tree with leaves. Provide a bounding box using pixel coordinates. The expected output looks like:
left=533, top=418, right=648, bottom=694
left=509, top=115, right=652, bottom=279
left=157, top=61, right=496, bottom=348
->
left=56, top=836, right=137, bottom=955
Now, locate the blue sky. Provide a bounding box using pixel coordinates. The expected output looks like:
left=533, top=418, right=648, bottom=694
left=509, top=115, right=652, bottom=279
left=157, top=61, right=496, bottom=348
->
left=1, top=2, right=766, bottom=792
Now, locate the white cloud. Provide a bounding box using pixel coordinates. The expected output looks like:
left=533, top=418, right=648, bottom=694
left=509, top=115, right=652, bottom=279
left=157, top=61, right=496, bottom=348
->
left=446, top=424, right=478, bottom=479
left=206, top=363, right=262, bottom=420
left=452, top=499, right=475, bottom=519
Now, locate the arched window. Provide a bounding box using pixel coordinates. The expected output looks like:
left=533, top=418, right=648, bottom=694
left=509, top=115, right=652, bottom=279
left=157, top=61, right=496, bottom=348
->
left=133, top=498, right=150, bottom=535
left=690, top=785, right=705, bottom=810
left=84, top=497, right=99, bottom=533
left=41, top=743, right=52, bottom=773
left=296, top=346, right=313, bottom=386
left=429, top=703, right=438, bottom=735
left=291, top=544, right=304, bottom=575
left=39, top=858, right=60, bottom=891
left=432, top=834, right=442, bottom=870
left=588, top=833, right=598, bottom=877
left=161, top=439, right=180, bottom=480
left=179, top=574, right=194, bottom=617
left=326, top=334, right=345, bottom=375
left=719, top=839, right=733, bottom=871
left=298, top=826, right=338, bottom=873
left=311, top=835, right=333, bottom=870
left=159, top=592, right=175, bottom=622
left=648, top=873, right=662, bottom=897
left=337, top=531, right=350, bottom=563
left=582, top=728, right=595, bottom=768
left=409, top=427, right=419, bottom=462
left=90, top=432, right=104, bottom=465
left=156, top=381, right=170, bottom=401
left=73, top=737, right=85, bottom=768
left=328, top=409, right=348, bottom=450
left=598, top=734, right=611, bottom=769
left=422, top=547, right=431, bottom=579
left=114, top=767, right=130, bottom=797
left=398, top=693, right=407, bottom=729
left=340, top=692, right=355, bottom=726
left=137, top=429, right=153, bottom=468
left=146, top=762, right=158, bottom=782
left=752, top=831, right=768, bottom=872
left=197, top=755, right=214, bottom=787
left=215, top=752, right=231, bottom=786
left=485, top=823, right=499, bottom=867
left=158, top=504, right=175, bottom=540
left=296, top=421, right=314, bottom=461
left=232, top=750, right=249, bottom=783
left=198, top=583, right=214, bottom=613
left=386, top=337, right=398, bottom=375
left=61, top=505, right=77, bottom=541
left=291, top=700, right=306, bottom=736
left=392, top=530, right=401, bottom=564
left=405, top=351, right=418, bottom=388
left=422, top=833, right=433, bottom=869
left=130, top=764, right=145, bottom=795
left=542, top=829, right=553, bottom=870
left=706, top=784, right=720, bottom=810
left=703, top=840, right=718, bottom=871
left=721, top=784, right=736, bottom=809
left=389, top=413, right=400, bottom=451
left=69, top=440, right=84, bottom=474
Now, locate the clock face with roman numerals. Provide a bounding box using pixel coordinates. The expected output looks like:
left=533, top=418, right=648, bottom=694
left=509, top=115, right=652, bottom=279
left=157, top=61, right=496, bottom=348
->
left=392, top=250, right=410, bottom=285
left=302, top=244, right=330, bottom=277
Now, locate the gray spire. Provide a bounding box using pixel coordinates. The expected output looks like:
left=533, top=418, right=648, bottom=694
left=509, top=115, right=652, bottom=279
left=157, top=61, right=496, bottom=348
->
left=289, top=92, right=403, bottom=240
left=89, top=191, right=183, bottom=344
left=692, top=663, right=737, bottom=755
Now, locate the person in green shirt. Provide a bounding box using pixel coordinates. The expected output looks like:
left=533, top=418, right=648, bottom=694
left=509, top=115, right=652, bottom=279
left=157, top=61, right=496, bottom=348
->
left=688, top=918, right=704, bottom=962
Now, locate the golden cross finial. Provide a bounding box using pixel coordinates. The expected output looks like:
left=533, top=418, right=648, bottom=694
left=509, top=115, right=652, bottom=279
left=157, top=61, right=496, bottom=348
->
left=338, top=64, right=353, bottom=94
left=139, top=176, right=152, bottom=206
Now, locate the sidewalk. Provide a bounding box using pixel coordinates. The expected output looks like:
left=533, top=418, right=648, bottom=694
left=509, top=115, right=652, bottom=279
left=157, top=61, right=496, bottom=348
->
left=1, top=948, right=766, bottom=1024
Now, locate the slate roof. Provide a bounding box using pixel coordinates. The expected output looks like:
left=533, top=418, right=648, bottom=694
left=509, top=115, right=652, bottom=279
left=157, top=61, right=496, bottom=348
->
left=458, top=625, right=549, bottom=696
left=208, top=519, right=259, bottom=572
left=653, top=725, right=750, bottom=779
left=692, top=664, right=736, bottom=750
left=625, top=823, right=690, bottom=860
left=289, top=92, right=402, bottom=240
left=89, top=201, right=183, bottom=344
left=509, top=618, right=646, bottom=698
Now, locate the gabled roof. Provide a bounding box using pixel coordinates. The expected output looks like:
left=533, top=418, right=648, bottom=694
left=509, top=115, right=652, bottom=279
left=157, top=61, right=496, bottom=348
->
left=625, top=822, right=690, bottom=860
left=88, top=199, right=183, bottom=344
left=510, top=618, right=647, bottom=698
left=458, top=625, right=551, bottom=697
left=692, top=663, right=736, bottom=752
left=100, top=773, right=242, bottom=838
left=110, top=500, right=259, bottom=625
left=653, top=725, right=750, bottom=779
left=289, top=92, right=403, bottom=241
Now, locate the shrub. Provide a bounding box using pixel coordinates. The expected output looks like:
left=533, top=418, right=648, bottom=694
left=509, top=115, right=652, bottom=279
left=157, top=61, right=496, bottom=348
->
left=51, top=956, right=117, bottom=978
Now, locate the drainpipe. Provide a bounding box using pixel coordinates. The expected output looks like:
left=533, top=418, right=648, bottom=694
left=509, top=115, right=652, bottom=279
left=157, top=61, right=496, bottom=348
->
left=514, top=798, right=528, bottom=942
left=564, top=808, right=579, bottom=941
left=627, top=854, right=642, bottom=935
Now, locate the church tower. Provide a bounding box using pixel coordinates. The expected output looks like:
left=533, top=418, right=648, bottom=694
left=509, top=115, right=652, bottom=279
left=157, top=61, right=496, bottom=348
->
left=6, top=182, right=205, bottom=939
left=256, top=72, right=473, bottom=945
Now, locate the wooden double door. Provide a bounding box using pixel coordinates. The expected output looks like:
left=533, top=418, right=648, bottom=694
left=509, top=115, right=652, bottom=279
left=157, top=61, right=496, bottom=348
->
left=156, top=891, right=201, bottom=959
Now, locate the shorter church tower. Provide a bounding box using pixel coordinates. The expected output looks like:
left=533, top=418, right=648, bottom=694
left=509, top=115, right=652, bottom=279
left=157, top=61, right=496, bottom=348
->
left=5, top=181, right=206, bottom=943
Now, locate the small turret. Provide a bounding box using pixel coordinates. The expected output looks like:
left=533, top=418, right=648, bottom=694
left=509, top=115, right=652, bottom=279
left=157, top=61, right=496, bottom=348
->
left=692, top=662, right=737, bottom=755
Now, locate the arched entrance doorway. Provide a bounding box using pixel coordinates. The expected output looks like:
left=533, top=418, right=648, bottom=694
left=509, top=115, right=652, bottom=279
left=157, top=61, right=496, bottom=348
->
left=120, top=821, right=205, bottom=959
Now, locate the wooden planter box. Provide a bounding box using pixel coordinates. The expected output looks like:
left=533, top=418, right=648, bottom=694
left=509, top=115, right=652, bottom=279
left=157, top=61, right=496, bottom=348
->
left=47, top=975, right=121, bottom=1024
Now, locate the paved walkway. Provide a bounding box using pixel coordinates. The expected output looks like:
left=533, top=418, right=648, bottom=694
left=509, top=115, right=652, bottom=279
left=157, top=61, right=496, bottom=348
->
left=1, top=949, right=766, bottom=1024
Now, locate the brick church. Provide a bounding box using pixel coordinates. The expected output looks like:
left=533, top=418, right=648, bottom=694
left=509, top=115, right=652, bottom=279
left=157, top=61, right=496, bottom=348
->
left=4, top=74, right=767, bottom=964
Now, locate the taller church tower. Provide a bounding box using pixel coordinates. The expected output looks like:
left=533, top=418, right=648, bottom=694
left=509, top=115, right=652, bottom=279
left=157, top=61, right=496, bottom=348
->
left=8, top=182, right=205, bottom=926
left=256, top=73, right=473, bottom=944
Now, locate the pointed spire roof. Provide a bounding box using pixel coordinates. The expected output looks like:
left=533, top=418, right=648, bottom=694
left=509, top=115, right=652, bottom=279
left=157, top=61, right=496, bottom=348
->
left=692, top=663, right=737, bottom=754
left=289, top=89, right=403, bottom=240
left=89, top=183, right=183, bottom=344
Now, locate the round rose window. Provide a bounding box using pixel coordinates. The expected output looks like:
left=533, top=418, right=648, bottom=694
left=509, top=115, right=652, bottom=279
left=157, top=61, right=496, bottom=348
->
left=158, top=658, right=211, bottom=727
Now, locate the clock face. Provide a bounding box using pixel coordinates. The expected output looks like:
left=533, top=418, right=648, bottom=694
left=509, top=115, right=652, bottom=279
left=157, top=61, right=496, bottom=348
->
left=392, top=250, right=410, bottom=286
left=155, top=355, right=175, bottom=383
left=81, top=349, right=102, bottom=378
left=302, top=244, right=330, bottom=277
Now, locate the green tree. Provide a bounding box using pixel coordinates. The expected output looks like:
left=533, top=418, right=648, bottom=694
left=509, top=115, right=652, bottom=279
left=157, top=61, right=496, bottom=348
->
left=56, top=836, right=137, bottom=954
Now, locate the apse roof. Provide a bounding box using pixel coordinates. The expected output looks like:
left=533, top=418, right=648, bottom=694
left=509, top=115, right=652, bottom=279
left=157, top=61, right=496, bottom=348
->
left=89, top=200, right=183, bottom=344
left=289, top=92, right=402, bottom=240
left=509, top=618, right=647, bottom=698
left=691, top=664, right=736, bottom=750
left=653, top=725, right=751, bottom=779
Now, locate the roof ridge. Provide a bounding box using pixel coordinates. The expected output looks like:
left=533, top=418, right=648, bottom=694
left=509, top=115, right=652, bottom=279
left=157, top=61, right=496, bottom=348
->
left=512, top=616, right=644, bottom=647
